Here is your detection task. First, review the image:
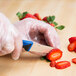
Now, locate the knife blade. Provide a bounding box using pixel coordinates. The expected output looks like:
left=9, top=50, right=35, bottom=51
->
left=23, top=40, right=53, bottom=55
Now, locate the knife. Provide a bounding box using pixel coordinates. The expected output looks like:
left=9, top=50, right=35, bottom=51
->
left=23, top=40, right=53, bottom=55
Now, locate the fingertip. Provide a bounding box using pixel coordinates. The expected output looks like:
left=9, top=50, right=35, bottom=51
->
left=12, top=53, right=19, bottom=60
left=11, top=36, right=22, bottom=60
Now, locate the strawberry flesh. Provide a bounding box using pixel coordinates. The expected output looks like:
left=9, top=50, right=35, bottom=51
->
left=68, top=41, right=76, bottom=52
left=50, top=61, right=56, bottom=67
left=72, top=58, right=76, bottom=64
left=55, top=61, right=71, bottom=69
left=46, top=49, right=62, bottom=61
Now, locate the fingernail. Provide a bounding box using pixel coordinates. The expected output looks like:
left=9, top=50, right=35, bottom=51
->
left=12, top=56, right=19, bottom=60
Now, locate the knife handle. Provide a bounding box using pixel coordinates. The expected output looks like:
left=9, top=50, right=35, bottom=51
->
left=23, top=40, right=33, bottom=51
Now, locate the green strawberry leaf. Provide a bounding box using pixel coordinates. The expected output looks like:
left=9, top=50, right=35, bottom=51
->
left=23, top=11, right=28, bottom=18
left=51, top=15, right=55, bottom=22
left=40, top=56, right=46, bottom=60
left=47, top=16, right=52, bottom=23
left=47, top=16, right=55, bottom=23
left=16, top=12, right=23, bottom=20
left=53, top=22, right=58, bottom=26
left=56, top=25, right=65, bottom=30
left=46, top=59, right=51, bottom=62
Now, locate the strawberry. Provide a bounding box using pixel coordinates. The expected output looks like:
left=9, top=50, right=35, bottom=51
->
left=23, top=13, right=37, bottom=19
left=68, top=41, right=76, bottom=52
left=50, top=61, right=56, bottom=67
left=46, top=49, right=62, bottom=61
left=74, top=48, right=76, bottom=52
left=50, top=23, right=55, bottom=27
left=69, top=37, right=76, bottom=43
left=16, top=12, right=37, bottom=20
left=55, top=61, right=71, bottom=69
left=72, top=58, right=76, bottom=64
left=42, top=17, right=48, bottom=22
left=34, top=13, right=41, bottom=20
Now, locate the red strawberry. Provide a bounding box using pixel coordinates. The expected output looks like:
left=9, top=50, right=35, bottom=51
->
left=23, top=13, right=37, bottom=19
left=72, top=58, right=76, bottom=64
left=34, top=13, right=41, bottom=20
left=74, top=48, right=76, bottom=52
left=55, top=61, right=71, bottom=69
left=46, top=49, right=62, bottom=61
left=68, top=41, right=76, bottom=52
left=50, top=23, right=55, bottom=27
left=42, top=17, right=48, bottom=22
left=50, top=61, right=56, bottom=67
left=69, top=37, right=76, bottom=43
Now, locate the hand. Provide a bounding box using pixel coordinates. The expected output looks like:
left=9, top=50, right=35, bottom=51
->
left=0, top=13, right=22, bottom=60
left=14, top=18, right=60, bottom=55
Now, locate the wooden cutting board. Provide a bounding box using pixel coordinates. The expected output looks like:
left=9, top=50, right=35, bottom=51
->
left=0, top=0, right=76, bottom=76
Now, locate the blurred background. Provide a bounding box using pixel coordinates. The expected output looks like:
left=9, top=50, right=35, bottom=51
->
left=0, top=0, right=75, bottom=23
left=0, top=0, right=75, bottom=48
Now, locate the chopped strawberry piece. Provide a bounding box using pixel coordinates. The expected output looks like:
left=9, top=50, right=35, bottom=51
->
left=72, top=58, right=76, bottom=64
left=34, top=13, right=41, bottom=20
left=69, top=37, right=76, bottom=43
left=68, top=41, right=76, bottom=52
left=55, top=61, right=71, bottom=69
left=74, top=48, right=76, bottom=52
left=46, top=49, right=62, bottom=61
left=50, top=61, right=56, bottom=67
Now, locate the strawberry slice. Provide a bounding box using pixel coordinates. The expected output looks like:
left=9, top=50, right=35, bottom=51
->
left=69, top=37, right=76, bottom=43
left=34, top=13, right=41, bottom=20
left=68, top=41, right=76, bottom=52
left=46, top=49, right=62, bottom=61
left=72, top=58, right=76, bottom=64
left=55, top=61, right=71, bottom=69
left=50, top=61, right=56, bottom=67
left=74, top=48, right=76, bottom=52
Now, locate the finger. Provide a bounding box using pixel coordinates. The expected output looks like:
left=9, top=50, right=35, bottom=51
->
left=11, top=37, right=22, bottom=60
left=39, top=39, right=47, bottom=45
left=36, top=21, right=60, bottom=48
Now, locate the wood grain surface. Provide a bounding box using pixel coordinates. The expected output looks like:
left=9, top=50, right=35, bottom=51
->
left=0, top=0, right=76, bottom=76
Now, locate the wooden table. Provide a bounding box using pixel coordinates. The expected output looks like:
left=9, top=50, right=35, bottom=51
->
left=0, top=0, right=76, bottom=76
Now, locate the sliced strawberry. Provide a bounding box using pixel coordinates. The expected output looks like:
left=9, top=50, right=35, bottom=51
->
left=55, top=61, right=71, bottom=69
left=50, top=61, right=56, bottom=67
left=68, top=41, right=76, bottom=52
left=46, top=49, right=62, bottom=61
left=69, top=37, right=76, bottom=43
left=34, top=13, right=41, bottom=20
left=74, top=48, right=76, bottom=52
left=42, top=17, right=48, bottom=22
left=50, top=23, right=55, bottom=27
left=72, top=58, right=76, bottom=64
